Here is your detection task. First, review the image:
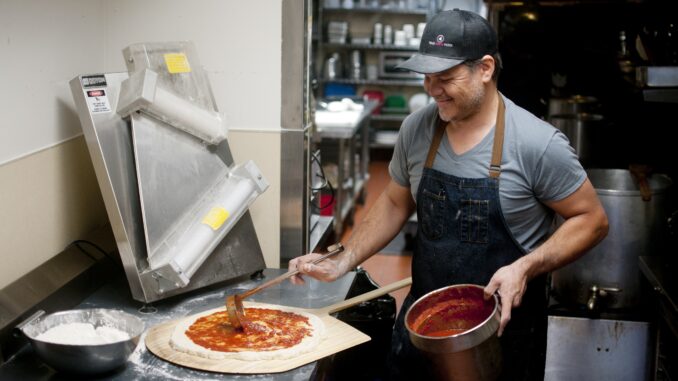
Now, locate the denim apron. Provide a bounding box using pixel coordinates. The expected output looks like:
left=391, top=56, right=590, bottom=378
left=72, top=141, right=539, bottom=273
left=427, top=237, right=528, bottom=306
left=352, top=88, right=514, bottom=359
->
left=389, top=96, right=547, bottom=380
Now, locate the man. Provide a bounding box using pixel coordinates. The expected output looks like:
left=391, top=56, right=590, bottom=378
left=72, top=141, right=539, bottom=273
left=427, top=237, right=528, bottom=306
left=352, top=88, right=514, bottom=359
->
left=291, top=9, right=608, bottom=380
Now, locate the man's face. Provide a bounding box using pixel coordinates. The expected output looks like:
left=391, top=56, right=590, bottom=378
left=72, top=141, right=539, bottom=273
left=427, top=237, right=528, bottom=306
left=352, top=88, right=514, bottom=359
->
left=423, top=62, right=487, bottom=123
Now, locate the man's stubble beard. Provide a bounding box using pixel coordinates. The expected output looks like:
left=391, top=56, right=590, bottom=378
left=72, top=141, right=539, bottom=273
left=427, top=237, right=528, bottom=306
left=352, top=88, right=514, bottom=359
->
left=437, top=82, right=486, bottom=123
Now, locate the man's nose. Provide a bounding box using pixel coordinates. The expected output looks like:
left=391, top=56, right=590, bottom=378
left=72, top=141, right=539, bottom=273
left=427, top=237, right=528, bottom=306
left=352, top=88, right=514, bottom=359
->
left=426, top=78, right=443, bottom=96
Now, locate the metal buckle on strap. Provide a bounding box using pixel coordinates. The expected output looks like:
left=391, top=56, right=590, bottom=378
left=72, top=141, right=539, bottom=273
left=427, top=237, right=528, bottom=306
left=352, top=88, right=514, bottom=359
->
left=489, top=164, right=501, bottom=177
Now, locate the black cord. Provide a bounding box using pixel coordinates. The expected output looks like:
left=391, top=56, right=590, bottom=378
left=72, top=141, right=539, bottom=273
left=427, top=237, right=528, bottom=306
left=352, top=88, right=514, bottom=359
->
left=70, top=239, right=122, bottom=269
left=310, top=151, right=335, bottom=211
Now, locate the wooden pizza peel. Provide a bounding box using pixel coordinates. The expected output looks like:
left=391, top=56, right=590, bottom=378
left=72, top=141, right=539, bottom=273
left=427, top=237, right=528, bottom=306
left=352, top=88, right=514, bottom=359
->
left=145, top=277, right=412, bottom=374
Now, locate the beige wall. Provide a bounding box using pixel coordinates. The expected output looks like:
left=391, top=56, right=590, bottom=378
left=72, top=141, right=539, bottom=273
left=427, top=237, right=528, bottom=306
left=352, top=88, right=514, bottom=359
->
left=0, top=0, right=285, bottom=288
left=227, top=130, right=282, bottom=267
left=0, top=138, right=108, bottom=289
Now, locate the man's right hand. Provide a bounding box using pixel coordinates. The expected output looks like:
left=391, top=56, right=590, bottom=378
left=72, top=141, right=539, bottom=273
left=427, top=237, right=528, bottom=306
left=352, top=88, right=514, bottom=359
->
left=289, top=180, right=414, bottom=286
left=288, top=251, right=350, bottom=285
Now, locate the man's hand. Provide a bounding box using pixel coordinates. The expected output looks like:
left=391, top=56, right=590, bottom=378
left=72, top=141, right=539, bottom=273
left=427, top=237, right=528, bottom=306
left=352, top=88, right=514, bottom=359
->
left=288, top=252, right=351, bottom=285
left=483, top=260, right=529, bottom=337
left=289, top=180, right=415, bottom=287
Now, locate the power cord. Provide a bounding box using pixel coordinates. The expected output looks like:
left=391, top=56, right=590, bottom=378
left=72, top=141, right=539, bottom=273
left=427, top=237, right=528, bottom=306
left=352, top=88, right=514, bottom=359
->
left=70, top=239, right=122, bottom=269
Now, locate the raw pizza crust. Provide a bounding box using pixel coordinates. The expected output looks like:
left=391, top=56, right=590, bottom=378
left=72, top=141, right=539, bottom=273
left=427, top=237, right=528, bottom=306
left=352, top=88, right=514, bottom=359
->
left=169, top=303, right=326, bottom=361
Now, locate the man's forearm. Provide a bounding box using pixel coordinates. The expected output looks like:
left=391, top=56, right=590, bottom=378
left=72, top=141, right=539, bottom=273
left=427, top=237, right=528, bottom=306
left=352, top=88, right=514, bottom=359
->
left=517, top=208, right=608, bottom=280
left=338, top=185, right=415, bottom=273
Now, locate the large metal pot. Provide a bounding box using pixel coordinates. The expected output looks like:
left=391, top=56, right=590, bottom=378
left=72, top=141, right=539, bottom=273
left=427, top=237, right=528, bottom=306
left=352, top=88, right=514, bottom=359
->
left=405, top=284, right=501, bottom=381
left=551, top=169, right=673, bottom=310
left=547, top=95, right=599, bottom=118
left=549, top=113, right=607, bottom=167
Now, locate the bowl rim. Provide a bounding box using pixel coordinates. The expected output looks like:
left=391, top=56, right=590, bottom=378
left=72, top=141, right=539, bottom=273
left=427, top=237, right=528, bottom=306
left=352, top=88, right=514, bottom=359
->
left=404, top=283, right=499, bottom=341
left=21, top=308, right=145, bottom=346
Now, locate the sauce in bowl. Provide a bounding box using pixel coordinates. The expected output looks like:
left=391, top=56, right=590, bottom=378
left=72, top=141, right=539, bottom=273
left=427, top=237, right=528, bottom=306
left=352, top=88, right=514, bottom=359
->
left=408, top=285, right=494, bottom=338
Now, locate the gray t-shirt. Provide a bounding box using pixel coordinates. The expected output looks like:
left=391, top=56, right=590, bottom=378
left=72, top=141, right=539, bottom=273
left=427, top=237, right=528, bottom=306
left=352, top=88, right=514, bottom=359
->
left=389, top=94, right=586, bottom=252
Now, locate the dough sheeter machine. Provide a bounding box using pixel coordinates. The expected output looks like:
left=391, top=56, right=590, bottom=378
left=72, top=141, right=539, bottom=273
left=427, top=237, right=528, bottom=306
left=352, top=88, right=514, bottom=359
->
left=70, top=41, right=270, bottom=303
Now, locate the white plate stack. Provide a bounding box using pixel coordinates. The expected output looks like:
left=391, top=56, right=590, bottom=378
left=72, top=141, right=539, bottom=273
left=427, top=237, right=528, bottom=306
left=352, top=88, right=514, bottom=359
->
left=328, top=21, right=349, bottom=44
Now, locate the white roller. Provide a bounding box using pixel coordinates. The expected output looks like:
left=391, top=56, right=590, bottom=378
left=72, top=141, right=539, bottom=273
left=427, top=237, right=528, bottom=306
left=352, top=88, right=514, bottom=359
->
left=117, top=69, right=227, bottom=145
left=170, top=177, right=256, bottom=283
left=147, top=160, right=268, bottom=287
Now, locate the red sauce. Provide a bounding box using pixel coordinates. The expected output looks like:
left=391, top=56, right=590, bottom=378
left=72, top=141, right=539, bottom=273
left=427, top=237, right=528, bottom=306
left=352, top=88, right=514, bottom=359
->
left=425, top=328, right=468, bottom=337
left=409, top=287, right=494, bottom=338
left=185, top=308, right=311, bottom=352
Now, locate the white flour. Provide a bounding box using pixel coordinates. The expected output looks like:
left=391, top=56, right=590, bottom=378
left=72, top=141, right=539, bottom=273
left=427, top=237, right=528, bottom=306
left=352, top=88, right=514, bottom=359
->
left=37, top=322, right=129, bottom=345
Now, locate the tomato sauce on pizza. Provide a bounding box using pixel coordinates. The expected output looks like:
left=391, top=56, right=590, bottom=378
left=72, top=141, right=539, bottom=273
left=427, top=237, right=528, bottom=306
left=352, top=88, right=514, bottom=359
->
left=185, top=308, right=312, bottom=352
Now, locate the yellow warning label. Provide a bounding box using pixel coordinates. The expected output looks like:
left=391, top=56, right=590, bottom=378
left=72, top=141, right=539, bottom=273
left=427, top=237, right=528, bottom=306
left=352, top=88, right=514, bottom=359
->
left=164, top=53, right=191, bottom=74
left=202, top=206, right=230, bottom=230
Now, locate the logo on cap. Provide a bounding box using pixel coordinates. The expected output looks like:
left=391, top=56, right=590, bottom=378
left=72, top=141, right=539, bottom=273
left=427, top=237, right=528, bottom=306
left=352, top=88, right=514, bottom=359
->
left=430, top=34, right=453, bottom=48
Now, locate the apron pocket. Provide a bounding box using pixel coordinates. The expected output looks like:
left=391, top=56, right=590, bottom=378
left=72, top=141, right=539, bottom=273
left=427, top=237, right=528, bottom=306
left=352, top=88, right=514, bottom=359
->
left=419, top=188, right=446, bottom=240
left=460, top=199, right=489, bottom=243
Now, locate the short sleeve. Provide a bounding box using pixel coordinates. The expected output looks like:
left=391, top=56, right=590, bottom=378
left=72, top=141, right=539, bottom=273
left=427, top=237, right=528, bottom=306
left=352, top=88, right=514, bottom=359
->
left=532, top=131, right=587, bottom=202
left=389, top=122, right=412, bottom=188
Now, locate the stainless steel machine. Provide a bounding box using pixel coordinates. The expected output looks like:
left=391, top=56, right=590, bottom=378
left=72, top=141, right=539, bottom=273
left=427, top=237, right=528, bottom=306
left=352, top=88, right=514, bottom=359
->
left=69, top=41, right=268, bottom=303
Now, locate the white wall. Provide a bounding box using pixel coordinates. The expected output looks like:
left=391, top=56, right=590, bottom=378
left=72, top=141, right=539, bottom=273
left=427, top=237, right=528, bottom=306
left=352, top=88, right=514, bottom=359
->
left=0, top=0, right=107, bottom=165
left=100, top=0, right=282, bottom=132
left=0, top=0, right=284, bottom=289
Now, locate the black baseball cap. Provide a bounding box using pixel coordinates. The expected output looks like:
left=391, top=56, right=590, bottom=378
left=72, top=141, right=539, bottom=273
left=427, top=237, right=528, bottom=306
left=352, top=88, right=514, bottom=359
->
left=397, top=9, right=498, bottom=74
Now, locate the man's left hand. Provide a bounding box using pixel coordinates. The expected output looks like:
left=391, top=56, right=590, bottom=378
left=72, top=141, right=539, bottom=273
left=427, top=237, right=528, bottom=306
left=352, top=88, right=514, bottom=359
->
left=483, top=262, right=529, bottom=337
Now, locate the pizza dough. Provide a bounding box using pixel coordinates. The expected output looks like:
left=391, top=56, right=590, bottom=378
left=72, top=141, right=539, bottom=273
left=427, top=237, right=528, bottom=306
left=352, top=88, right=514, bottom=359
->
left=169, top=304, right=325, bottom=361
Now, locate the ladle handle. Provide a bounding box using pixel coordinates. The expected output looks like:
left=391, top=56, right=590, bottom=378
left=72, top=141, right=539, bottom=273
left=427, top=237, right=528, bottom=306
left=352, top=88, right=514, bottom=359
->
left=239, top=243, right=344, bottom=300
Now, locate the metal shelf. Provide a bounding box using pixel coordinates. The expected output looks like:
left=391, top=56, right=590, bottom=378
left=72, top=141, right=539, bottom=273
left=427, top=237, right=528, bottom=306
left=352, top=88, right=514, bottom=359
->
left=321, top=78, right=424, bottom=86
left=641, top=88, right=678, bottom=103
left=322, top=6, right=429, bottom=15
left=372, top=114, right=408, bottom=122
left=316, top=100, right=372, bottom=237
left=323, top=42, right=418, bottom=51
left=339, top=177, right=366, bottom=222
left=371, top=129, right=399, bottom=149
left=369, top=141, right=396, bottom=149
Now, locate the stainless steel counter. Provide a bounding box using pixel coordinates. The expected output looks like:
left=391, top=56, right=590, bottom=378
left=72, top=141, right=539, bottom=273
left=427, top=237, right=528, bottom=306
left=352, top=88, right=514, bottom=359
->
left=639, top=256, right=678, bottom=322
left=0, top=269, right=356, bottom=380
left=315, top=99, right=378, bottom=139
left=639, top=255, right=678, bottom=379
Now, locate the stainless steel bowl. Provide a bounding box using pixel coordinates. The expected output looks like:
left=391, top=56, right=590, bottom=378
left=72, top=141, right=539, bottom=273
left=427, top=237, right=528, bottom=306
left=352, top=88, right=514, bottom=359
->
left=406, top=284, right=499, bottom=353
left=405, top=284, right=502, bottom=381
left=18, top=308, right=145, bottom=375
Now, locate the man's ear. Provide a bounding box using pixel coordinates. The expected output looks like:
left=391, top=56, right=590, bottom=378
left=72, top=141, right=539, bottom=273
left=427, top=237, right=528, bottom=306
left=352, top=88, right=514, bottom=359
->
left=479, top=55, right=496, bottom=83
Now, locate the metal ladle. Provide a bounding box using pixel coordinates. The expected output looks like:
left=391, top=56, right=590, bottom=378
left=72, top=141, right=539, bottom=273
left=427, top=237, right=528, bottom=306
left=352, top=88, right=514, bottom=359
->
left=225, top=243, right=344, bottom=330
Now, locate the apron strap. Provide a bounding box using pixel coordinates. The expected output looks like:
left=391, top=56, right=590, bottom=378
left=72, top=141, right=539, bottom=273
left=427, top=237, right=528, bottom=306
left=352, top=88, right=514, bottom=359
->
left=489, top=95, right=506, bottom=178
left=424, top=118, right=447, bottom=169
left=424, top=92, right=506, bottom=178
